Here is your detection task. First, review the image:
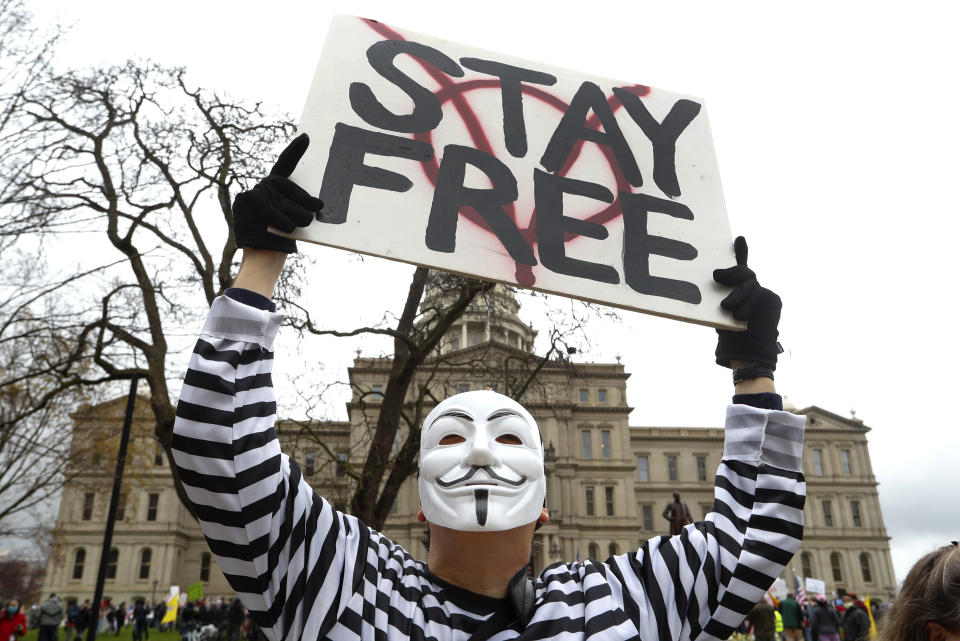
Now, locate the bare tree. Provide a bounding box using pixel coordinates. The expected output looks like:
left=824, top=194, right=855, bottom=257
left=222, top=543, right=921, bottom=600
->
left=1, top=59, right=295, bottom=510
left=0, top=557, right=46, bottom=604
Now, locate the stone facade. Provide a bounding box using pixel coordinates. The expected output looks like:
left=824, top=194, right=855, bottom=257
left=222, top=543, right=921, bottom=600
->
left=43, top=286, right=897, bottom=602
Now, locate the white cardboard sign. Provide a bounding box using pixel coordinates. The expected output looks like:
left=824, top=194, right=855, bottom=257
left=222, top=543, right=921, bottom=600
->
left=290, top=16, right=741, bottom=328
left=806, top=577, right=826, bottom=596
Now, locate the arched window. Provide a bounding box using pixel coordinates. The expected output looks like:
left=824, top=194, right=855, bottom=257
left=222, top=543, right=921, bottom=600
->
left=588, top=543, right=600, bottom=560
left=139, top=548, right=152, bottom=580
left=608, top=542, right=619, bottom=557
left=105, top=548, right=119, bottom=580
left=801, top=551, right=814, bottom=578
left=72, top=548, right=86, bottom=580
left=860, top=552, right=873, bottom=583
left=831, top=552, right=843, bottom=583
left=200, top=553, right=211, bottom=582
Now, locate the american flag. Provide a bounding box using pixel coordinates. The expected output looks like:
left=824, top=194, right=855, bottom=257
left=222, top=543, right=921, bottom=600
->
left=794, top=570, right=806, bottom=604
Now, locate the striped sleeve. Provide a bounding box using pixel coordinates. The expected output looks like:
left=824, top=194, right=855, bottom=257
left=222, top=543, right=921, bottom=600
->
left=605, top=404, right=806, bottom=641
left=171, top=296, right=368, bottom=641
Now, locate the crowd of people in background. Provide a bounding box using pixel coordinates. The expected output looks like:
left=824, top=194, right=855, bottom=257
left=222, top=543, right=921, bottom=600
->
left=0, top=541, right=955, bottom=641
left=734, top=541, right=960, bottom=641
left=0, top=595, right=265, bottom=641
left=740, top=591, right=879, bottom=641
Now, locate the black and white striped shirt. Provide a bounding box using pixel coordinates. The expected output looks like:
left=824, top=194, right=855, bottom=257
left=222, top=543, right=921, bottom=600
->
left=172, top=295, right=806, bottom=641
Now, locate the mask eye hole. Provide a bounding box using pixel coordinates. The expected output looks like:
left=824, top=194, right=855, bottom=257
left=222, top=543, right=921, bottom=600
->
left=439, top=434, right=465, bottom=445
left=495, top=434, right=522, bottom=445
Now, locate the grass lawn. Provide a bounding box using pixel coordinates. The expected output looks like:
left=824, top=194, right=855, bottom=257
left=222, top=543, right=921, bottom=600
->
left=21, top=628, right=181, bottom=641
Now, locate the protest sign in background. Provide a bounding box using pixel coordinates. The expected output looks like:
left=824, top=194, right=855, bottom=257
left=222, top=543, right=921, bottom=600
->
left=289, top=16, right=742, bottom=328
left=187, top=582, right=203, bottom=602
left=805, top=577, right=826, bottom=597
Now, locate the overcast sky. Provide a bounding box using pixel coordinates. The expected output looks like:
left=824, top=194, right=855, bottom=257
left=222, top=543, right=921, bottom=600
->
left=26, top=0, right=960, bottom=585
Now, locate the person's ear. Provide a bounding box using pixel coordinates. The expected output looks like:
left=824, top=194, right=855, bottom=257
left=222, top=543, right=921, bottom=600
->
left=926, top=622, right=952, bottom=641
left=417, top=506, right=426, bottom=523
left=538, top=508, right=549, bottom=524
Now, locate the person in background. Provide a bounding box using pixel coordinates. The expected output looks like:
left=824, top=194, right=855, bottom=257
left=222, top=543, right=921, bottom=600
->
left=840, top=593, right=871, bottom=641
left=132, top=600, right=150, bottom=641
left=37, top=593, right=64, bottom=641
left=226, top=599, right=244, bottom=641
left=63, top=599, right=79, bottom=641
left=877, top=541, right=960, bottom=641
left=747, top=601, right=778, bottom=641
left=114, top=602, right=125, bottom=636
left=73, top=601, right=91, bottom=641
left=153, top=600, right=166, bottom=631
left=810, top=597, right=841, bottom=641
left=0, top=600, right=27, bottom=641
left=780, top=592, right=805, bottom=641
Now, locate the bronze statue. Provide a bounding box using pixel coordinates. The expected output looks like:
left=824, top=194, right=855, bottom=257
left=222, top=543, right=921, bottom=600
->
left=662, top=491, right=693, bottom=535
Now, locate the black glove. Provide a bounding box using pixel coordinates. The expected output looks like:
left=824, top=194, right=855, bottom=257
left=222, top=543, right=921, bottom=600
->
left=713, top=236, right=783, bottom=369
left=232, top=133, right=323, bottom=253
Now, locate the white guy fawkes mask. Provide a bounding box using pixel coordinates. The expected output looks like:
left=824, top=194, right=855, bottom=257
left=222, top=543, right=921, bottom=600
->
left=418, top=390, right=545, bottom=532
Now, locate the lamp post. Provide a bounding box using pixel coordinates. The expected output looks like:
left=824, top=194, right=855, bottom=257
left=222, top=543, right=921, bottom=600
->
left=152, top=579, right=158, bottom=606
left=87, top=378, right=138, bottom=641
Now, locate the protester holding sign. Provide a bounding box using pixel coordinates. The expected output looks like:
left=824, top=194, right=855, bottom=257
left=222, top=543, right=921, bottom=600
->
left=171, top=136, right=806, bottom=640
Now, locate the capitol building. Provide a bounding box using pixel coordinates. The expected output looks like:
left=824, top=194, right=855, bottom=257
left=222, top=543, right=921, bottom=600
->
left=43, top=284, right=897, bottom=603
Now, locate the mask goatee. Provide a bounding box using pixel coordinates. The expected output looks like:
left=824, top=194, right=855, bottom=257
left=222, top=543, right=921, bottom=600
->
left=474, top=489, right=488, bottom=526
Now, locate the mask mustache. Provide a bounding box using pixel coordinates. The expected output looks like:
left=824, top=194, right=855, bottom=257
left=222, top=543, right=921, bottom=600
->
left=436, top=465, right=526, bottom=488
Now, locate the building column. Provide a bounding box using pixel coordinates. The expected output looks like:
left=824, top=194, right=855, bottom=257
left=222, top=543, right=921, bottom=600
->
left=461, top=322, right=468, bottom=348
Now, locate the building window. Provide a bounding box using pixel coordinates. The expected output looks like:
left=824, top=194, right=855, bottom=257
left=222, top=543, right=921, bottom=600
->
left=667, top=456, right=678, bottom=482
left=822, top=500, right=833, bottom=527
left=305, top=453, right=315, bottom=477
left=390, top=498, right=399, bottom=515
left=154, top=450, right=163, bottom=466
left=831, top=552, right=843, bottom=583
left=92, top=452, right=101, bottom=466
left=604, top=486, right=615, bottom=516
left=72, top=548, right=86, bottom=580
left=147, top=493, right=159, bottom=521
left=597, top=389, right=607, bottom=404
left=139, top=548, right=152, bottom=580
left=608, top=542, right=619, bottom=556
left=585, top=486, right=595, bottom=516
left=801, top=551, right=814, bottom=578
left=371, top=385, right=383, bottom=399
left=451, top=338, right=460, bottom=350
left=105, top=548, right=119, bottom=580
left=336, top=452, right=348, bottom=477
left=457, top=383, right=469, bottom=393
left=115, top=492, right=127, bottom=521
left=841, top=449, right=852, bottom=476
left=641, top=505, right=653, bottom=531
left=588, top=543, right=600, bottom=560
left=701, top=504, right=711, bottom=519
left=581, top=431, right=592, bottom=459
left=851, top=500, right=862, bottom=527
left=200, top=552, right=211, bottom=582
left=860, top=552, right=873, bottom=583
left=600, top=431, right=611, bottom=459
left=579, top=388, right=588, bottom=402
left=82, top=493, right=94, bottom=521
left=812, top=449, right=824, bottom=475
left=696, top=456, right=707, bottom=482
left=637, top=456, right=649, bottom=481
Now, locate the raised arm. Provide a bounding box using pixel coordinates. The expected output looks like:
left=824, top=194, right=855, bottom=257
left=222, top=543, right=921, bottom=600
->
left=602, top=238, right=806, bottom=641
left=171, top=137, right=366, bottom=641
